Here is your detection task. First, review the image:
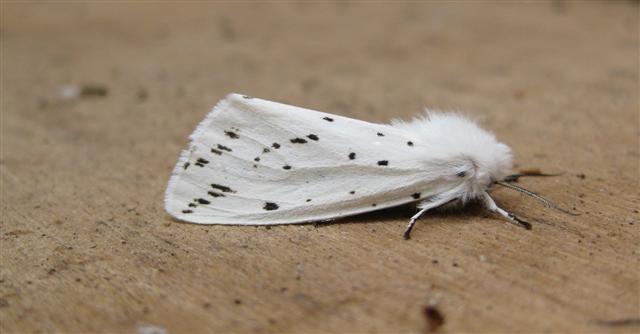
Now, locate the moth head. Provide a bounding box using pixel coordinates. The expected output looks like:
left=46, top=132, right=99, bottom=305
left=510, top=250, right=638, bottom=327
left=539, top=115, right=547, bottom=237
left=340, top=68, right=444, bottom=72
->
left=459, top=140, right=512, bottom=196
left=479, top=142, right=513, bottom=184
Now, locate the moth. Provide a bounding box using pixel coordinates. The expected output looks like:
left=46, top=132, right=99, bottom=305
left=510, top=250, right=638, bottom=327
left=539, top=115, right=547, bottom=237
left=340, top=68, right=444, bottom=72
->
left=165, top=93, right=570, bottom=239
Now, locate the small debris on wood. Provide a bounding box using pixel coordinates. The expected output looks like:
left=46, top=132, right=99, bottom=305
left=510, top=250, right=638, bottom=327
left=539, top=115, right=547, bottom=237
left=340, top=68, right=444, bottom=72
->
left=594, top=318, right=640, bottom=326
left=576, top=173, right=586, bottom=179
left=59, top=84, right=108, bottom=100
left=423, top=305, right=445, bottom=332
left=137, top=89, right=148, bottom=101
left=137, top=325, right=167, bottom=334
left=80, top=85, right=108, bottom=97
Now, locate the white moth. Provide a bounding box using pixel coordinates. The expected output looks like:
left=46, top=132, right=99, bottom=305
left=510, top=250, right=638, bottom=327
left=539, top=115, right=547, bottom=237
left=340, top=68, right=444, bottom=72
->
left=165, top=93, right=565, bottom=239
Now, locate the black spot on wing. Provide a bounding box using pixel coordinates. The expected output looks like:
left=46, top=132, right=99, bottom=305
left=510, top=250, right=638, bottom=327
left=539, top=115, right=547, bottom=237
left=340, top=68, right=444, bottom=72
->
left=208, top=191, right=225, bottom=197
left=197, top=198, right=211, bottom=205
left=254, top=157, right=260, bottom=162
left=290, top=138, right=307, bottom=144
left=348, top=152, right=356, bottom=160
left=306, top=199, right=312, bottom=202
left=349, top=191, right=355, bottom=194
left=407, top=141, right=414, bottom=146
left=457, top=171, right=466, bottom=177
left=242, top=95, right=253, bottom=99
left=323, top=116, right=334, bottom=122
left=412, top=193, right=421, bottom=199
left=217, top=144, right=232, bottom=152
left=211, top=148, right=222, bottom=155
left=371, top=203, right=377, bottom=207
left=263, top=202, right=279, bottom=211
left=272, top=142, right=281, bottom=149
left=377, top=160, right=389, bottom=166
left=224, top=130, right=239, bottom=139
left=377, top=132, right=384, bottom=137
left=211, top=184, right=235, bottom=193
left=188, top=203, right=197, bottom=208
left=183, top=162, right=190, bottom=170
left=195, top=158, right=209, bottom=167
left=182, top=210, right=193, bottom=214
left=307, top=134, right=319, bottom=141
left=263, top=148, right=270, bottom=153
left=282, top=165, right=292, bottom=170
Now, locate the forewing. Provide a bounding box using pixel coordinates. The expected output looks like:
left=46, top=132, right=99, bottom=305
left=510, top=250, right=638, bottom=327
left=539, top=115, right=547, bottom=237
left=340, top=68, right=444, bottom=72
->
left=165, top=93, right=448, bottom=225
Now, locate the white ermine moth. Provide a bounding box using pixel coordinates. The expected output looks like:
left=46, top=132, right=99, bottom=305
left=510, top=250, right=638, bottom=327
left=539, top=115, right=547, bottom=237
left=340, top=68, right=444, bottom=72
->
left=165, top=93, right=568, bottom=239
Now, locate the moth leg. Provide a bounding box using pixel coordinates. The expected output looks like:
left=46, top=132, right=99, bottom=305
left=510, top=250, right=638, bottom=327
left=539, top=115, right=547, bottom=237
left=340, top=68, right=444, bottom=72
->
left=482, top=192, right=531, bottom=230
left=403, top=208, right=429, bottom=240
left=403, top=197, right=455, bottom=240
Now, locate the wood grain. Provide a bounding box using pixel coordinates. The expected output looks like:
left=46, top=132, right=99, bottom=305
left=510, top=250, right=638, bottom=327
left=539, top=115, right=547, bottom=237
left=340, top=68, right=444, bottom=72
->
left=1, top=2, right=638, bottom=333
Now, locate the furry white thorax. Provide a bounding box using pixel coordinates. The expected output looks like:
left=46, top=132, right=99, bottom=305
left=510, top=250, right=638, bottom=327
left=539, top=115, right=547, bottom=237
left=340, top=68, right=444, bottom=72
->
left=391, top=111, right=513, bottom=203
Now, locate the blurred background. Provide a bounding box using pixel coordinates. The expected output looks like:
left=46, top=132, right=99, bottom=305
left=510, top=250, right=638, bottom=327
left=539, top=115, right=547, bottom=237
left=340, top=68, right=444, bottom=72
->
left=2, top=1, right=638, bottom=333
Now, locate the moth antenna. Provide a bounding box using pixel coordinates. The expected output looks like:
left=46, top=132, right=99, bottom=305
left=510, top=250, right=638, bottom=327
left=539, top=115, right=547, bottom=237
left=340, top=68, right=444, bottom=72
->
left=403, top=197, right=457, bottom=240
left=503, top=172, right=563, bottom=182
left=495, top=181, right=579, bottom=216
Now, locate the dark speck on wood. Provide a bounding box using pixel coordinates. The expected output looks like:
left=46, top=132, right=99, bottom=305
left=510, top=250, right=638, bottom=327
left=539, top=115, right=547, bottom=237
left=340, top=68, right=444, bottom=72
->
left=423, top=306, right=445, bottom=331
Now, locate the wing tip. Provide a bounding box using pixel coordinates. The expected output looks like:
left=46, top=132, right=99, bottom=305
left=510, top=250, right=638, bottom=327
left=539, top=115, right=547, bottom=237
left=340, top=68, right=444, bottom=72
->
left=165, top=92, right=255, bottom=223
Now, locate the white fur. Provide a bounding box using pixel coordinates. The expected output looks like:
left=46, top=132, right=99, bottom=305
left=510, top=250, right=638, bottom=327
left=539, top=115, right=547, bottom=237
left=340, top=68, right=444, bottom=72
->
left=164, top=94, right=517, bottom=234
left=391, top=112, right=512, bottom=203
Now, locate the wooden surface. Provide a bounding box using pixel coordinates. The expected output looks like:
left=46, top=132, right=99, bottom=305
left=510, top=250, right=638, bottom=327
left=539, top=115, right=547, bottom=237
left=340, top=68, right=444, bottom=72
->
left=1, top=2, right=638, bottom=333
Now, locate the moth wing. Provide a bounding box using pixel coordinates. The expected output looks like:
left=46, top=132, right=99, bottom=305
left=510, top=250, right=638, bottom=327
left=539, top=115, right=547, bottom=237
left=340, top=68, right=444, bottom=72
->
left=165, top=93, right=456, bottom=225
